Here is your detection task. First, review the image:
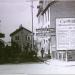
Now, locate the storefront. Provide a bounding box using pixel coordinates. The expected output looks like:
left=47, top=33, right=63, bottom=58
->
left=56, top=18, right=75, bottom=61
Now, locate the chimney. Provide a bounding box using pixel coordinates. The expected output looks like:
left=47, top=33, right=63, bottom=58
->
left=19, top=24, right=22, bottom=28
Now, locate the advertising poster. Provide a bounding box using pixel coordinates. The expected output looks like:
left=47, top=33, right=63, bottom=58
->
left=56, top=18, right=75, bottom=50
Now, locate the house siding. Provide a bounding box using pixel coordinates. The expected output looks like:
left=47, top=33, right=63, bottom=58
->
left=11, top=27, right=32, bottom=52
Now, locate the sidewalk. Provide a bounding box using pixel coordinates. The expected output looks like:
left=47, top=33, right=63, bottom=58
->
left=46, top=59, right=75, bottom=66
left=37, top=56, right=50, bottom=62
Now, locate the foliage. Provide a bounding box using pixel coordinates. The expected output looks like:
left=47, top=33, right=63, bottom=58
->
left=19, top=43, right=38, bottom=62
left=0, top=40, right=51, bottom=63
left=0, top=41, right=38, bottom=63
left=0, top=33, right=5, bottom=38
left=0, top=40, right=5, bottom=63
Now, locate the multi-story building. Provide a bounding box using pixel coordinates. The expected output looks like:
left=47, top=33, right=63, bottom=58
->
left=36, top=0, right=56, bottom=57
left=36, top=1, right=75, bottom=61
left=10, top=25, right=32, bottom=52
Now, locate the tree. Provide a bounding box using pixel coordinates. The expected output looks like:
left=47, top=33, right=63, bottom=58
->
left=0, top=39, right=5, bottom=63
left=11, top=42, right=21, bottom=57
left=0, top=33, right=5, bottom=38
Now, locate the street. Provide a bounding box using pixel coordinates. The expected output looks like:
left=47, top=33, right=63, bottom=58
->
left=0, top=59, right=75, bottom=75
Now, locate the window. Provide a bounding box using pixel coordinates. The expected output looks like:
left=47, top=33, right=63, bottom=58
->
left=25, top=36, right=27, bottom=40
left=46, top=40, right=47, bottom=42
left=28, top=36, right=30, bottom=40
left=40, top=42, right=41, bottom=47
left=46, top=10, right=48, bottom=22
left=29, top=36, right=31, bottom=40
left=15, top=36, right=19, bottom=40
left=48, top=8, right=49, bottom=21
left=42, top=15, right=44, bottom=25
left=44, top=13, right=45, bottom=23
left=44, top=39, right=45, bottom=44
left=45, top=12, right=47, bottom=22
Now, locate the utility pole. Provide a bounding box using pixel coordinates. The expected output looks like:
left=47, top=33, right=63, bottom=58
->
left=31, top=0, right=34, bottom=51
left=26, top=0, right=34, bottom=51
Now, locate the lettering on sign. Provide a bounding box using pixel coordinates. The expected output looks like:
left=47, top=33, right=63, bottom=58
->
left=56, top=18, right=75, bottom=50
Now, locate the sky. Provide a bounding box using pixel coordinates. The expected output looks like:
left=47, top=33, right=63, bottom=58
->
left=0, top=0, right=38, bottom=42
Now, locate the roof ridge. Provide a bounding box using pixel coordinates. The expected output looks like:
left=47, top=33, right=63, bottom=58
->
left=10, top=26, right=32, bottom=36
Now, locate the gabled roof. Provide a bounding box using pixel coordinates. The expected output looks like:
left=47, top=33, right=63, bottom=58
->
left=10, top=26, right=32, bottom=36
left=37, top=1, right=56, bottom=17
left=42, top=1, right=56, bottom=15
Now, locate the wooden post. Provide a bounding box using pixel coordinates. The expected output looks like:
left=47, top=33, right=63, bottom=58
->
left=62, top=53, right=63, bottom=61
left=66, top=50, right=68, bottom=61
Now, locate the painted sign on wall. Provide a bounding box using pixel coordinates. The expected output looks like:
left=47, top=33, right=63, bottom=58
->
left=56, top=18, right=75, bottom=50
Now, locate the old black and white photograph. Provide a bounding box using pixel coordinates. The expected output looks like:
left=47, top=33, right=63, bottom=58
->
left=1, top=0, right=75, bottom=75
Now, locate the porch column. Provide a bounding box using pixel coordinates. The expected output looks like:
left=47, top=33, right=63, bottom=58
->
left=66, top=50, right=68, bottom=61
left=62, top=53, right=64, bottom=61
left=57, top=52, right=59, bottom=59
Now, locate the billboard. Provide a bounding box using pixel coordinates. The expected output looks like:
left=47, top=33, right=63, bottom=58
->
left=56, top=18, right=75, bottom=50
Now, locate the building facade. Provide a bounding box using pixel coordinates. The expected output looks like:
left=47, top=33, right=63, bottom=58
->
left=36, top=0, right=56, bottom=57
left=10, top=25, right=32, bottom=52
left=36, top=1, right=75, bottom=61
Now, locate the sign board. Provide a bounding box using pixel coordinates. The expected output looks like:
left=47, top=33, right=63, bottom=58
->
left=56, top=18, right=75, bottom=50
left=36, top=28, right=55, bottom=37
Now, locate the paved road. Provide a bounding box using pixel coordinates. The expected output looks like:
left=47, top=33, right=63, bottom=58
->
left=0, top=62, right=52, bottom=75
left=0, top=59, right=75, bottom=75
left=0, top=62, right=50, bottom=75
